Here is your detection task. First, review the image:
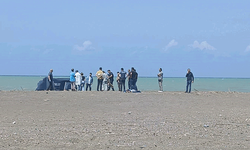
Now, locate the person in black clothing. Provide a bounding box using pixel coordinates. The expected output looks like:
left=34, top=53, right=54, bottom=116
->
left=119, top=68, right=127, bottom=92
left=47, top=69, right=54, bottom=91
left=81, top=72, right=85, bottom=91
left=107, top=70, right=115, bottom=91
left=130, top=67, right=138, bottom=91
left=185, top=68, right=194, bottom=93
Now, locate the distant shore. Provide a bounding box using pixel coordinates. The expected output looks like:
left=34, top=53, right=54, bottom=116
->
left=0, top=91, right=250, bottom=149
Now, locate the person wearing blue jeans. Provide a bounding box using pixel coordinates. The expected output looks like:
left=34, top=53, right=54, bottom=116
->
left=185, top=68, right=194, bottom=93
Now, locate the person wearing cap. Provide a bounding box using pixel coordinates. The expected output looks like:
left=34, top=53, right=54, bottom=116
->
left=185, top=68, right=194, bottom=93
left=96, top=67, right=103, bottom=91
left=70, top=68, right=76, bottom=91
left=47, top=69, right=54, bottom=91
left=75, top=70, right=82, bottom=91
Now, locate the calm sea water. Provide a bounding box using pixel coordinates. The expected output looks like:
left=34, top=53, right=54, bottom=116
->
left=0, top=76, right=249, bottom=92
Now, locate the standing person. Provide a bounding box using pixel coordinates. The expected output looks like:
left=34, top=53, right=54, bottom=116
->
left=96, top=67, right=104, bottom=91
left=81, top=72, right=85, bottom=91
left=130, top=67, right=138, bottom=91
left=102, top=71, right=108, bottom=91
left=119, top=68, right=127, bottom=92
left=127, top=69, right=131, bottom=89
left=47, top=69, right=54, bottom=91
left=107, top=70, right=115, bottom=91
left=185, top=68, right=194, bottom=93
left=75, top=70, right=82, bottom=91
left=158, top=68, right=163, bottom=92
left=86, top=73, right=93, bottom=91
left=70, top=69, right=76, bottom=91
left=116, top=72, right=121, bottom=91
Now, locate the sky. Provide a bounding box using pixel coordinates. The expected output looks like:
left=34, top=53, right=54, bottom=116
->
left=0, top=0, right=250, bottom=77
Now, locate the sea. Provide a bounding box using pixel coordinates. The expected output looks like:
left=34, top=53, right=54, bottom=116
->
left=0, top=76, right=250, bottom=92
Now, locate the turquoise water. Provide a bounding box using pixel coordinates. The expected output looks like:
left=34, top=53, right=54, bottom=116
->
left=0, top=76, right=249, bottom=92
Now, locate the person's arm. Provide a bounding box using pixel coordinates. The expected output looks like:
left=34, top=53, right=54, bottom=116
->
left=48, top=73, right=51, bottom=82
left=192, top=73, right=194, bottom=83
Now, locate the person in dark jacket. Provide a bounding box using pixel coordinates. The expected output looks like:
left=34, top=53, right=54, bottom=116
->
left=185, top=68, right=194, bottom=93
left=119, top=68, right=127, bottom=92
left=47, top=69, right=54, bottom=91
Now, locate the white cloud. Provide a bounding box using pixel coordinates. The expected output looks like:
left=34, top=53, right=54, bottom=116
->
left=190, top=40, right=216, bottom=51
left=245, top=45, right=250, bottom=52
left=74, top=40, right=95, bottom=52
left=163, top=39, right=178, bottom=51
left=43, top=49, right=53, bottom=55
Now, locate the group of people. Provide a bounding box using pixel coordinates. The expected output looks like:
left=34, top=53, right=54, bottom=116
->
left=62, top=67, right=139, bottom=92
left=96, top=67, right=138, bottom=92
left=69, top=68, right=93, bottom=91
left=47, top=67, right=194, bottom=93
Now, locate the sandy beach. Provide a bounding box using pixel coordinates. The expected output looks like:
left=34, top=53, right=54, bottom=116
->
left=0, top=91, right=250, bottom=149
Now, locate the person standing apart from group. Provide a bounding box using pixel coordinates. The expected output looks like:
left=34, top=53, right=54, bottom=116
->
left=158, top=68, right=163, bottom=92
left=185, top=68, right=194, bottom=93
left=107, top=70, right=115, bottom=91
left=96, top=67, right=104, bottom=91
left=86, top=73, right=93, bottom=91
left=75, top=70, right=82, bottom=91
left=119, top=68, right=127, bottom=92
left=47, top=69, right=54, bottom=91
left=70, top=69, right=76, bottom=91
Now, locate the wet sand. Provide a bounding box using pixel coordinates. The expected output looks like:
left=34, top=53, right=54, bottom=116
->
left=0, top=91, right=250, bottom=149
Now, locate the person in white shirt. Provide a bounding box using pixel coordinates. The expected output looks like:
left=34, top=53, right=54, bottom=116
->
left=75, top=70, right=82, bottom=91
left=102, top=71, right=108, bottom=91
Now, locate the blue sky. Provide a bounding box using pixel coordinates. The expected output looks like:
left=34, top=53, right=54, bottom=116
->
left=0, top=0, right=250, bottom=77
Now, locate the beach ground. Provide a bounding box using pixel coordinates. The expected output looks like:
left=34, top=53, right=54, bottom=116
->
left=0, top=91, right=250, bottom=150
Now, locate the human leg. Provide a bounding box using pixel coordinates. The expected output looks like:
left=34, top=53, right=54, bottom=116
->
left=188, top=81, right=192, bottom=93
left=121, top=80, right=125, bottom=91
left=158, top=80, right=163, bottom=91
left=128, top=79, right=131, bottom=89
left=86, top=84, right=89, bottom=91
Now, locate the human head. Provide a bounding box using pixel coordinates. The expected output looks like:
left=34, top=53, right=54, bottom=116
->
left=128, top=69, right=130, bottom=72
left=50, top=69, right=53, bottom=72
left=89, top=73, right=92, bottom=76
left=99, top=67, right=102, bottom=70
left=108, top=70, right=111, bottom=73
left=159, top=68, right=162, bottom=72
left=71, top=68, right=74, bottom=72
left=75, top=70, right=78, bottom=73
left=81, top=72, right=83, bottom=76
left=121, top=68, right=124, bottom=71
left=103, top=71, right=105, bottom=73
left=131, top=67, right=135, bottom=71
left=117, top=72, right=119, bottom=74
left=187, top=68, right=191, bottom=72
